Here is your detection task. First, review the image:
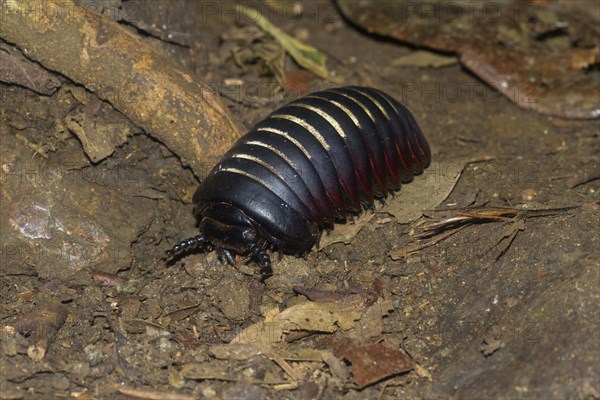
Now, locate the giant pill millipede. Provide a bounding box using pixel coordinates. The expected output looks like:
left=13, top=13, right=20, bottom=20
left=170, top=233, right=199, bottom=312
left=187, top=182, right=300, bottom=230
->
left=168, top=86, right=431, bottom=271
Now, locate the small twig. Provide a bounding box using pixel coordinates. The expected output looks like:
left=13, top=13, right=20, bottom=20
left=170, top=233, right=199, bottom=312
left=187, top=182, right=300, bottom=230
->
left=117, top=386, right=194, bottom=400
left=392, top=206, right=575, bottom=260
left=263, top=347, right=301, bottom=381
left=219, top=89, right=276, bottom=108
left=487, top=218, right=525, bottom=260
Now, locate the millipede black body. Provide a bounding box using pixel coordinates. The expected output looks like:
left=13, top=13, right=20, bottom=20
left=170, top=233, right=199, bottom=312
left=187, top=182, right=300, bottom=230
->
left=169, top=86, right=431, bottom=270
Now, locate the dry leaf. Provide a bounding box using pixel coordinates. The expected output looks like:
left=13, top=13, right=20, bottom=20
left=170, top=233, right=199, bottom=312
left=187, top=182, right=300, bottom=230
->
left=385, top=161, right=462, bottom=222
left=236, top=4, right=329, bottom=79
left=232, top=295, right=366, bottom=345
left=350, top=298, right=394, bottom=342
left=180, top=360, right=284, bottom=384
left=329, top=339, right=415, bottom=389
left=320, top=161, right=462, bottom=248
left=209, top=343, right=264, bottom=360
left=392, top=50, right=458, bottom=68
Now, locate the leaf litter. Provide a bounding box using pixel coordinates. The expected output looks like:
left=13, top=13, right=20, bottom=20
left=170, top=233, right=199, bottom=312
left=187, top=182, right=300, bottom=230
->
left=235, top=4, right=330, bottom=80
left=338, top=0, right=600, bottom=119
left=390, top=206, right=576, bottom=260
left=179, top=285, right=416, bottom=389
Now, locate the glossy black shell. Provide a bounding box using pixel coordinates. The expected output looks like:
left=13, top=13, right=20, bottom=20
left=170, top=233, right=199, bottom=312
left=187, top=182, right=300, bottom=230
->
left=169, top=86, right=431, bottom=270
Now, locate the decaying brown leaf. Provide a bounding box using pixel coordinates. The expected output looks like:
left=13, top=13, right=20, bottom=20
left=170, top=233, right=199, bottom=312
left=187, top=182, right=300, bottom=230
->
left=350, top=298, right=394, bottom=342
left=338, top=0, right=600, bottom=119
left=328, top=339, right=415, bottom=389
left=179, top=289, right=415, bottom=389
left=320, top=161, right=462, bottom=248
left=180, top=359, right=286, bottom=385
left=209, top=343, right=264, bottom=361
left=235, top=4, right=329, bottom=80
left=229, top=25, right=287, bottom=88
left=232, top=295, right=366, bottom=345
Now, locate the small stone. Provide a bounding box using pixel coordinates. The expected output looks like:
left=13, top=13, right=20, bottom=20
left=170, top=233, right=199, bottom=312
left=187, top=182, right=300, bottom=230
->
left=520, top=188, right=537, bottom=202
left=51, top=374, right=70, bottom=390
left=294, top=28, right=310, bottom=41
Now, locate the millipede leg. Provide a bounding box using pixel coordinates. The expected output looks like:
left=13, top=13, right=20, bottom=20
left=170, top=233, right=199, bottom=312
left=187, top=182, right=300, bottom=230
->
left=167, top=235, right=205, bottom=257
left=248, top=243, right=271, bottom=271
left=217, top=248, right=237, bottom=266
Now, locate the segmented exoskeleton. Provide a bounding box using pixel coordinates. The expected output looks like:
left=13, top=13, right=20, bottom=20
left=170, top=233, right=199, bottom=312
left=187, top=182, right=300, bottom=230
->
left=168, top=86, right=431, bottom=272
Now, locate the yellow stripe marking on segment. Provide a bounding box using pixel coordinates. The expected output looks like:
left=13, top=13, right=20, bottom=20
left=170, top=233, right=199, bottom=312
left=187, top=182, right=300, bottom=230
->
left=231, top=153, right=285, bottom=181
left=307, top=95, right=361, bottom=128
left=272, top=114, right=330, bottom=151
left=290, top=103, right=347, bottom=139
left=257, top=126, right=312, bottom=160
left=245, top=140, right=300, bottom=171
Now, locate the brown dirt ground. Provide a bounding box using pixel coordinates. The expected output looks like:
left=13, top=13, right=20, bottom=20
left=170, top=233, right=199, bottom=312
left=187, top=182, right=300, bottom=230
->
left=1, top=1, right=598, bottom=399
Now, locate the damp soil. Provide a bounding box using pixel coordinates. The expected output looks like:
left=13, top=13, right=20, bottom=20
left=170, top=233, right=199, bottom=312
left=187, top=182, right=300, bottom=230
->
left=1, top=1, right=598, bottom=399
